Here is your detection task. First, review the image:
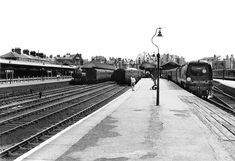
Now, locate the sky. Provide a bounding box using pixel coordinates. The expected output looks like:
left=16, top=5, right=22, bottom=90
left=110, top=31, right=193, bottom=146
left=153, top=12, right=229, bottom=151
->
left=0, top=0, right=235, bottom=62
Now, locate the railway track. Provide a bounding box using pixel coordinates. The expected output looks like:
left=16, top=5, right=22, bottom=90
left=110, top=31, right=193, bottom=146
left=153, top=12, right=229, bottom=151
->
left=0, top=83, right=100, bottom=107
left=0, top=81, right=71, bottom=102
left=0, top=82, right=129, bottom=160
left=0, top=82, right=112, bottom=115
left=208, top=85, right=235, bottom=114
left=180, top=84, right=235, bottom=143
left=0, top=84, right=114, bottom=134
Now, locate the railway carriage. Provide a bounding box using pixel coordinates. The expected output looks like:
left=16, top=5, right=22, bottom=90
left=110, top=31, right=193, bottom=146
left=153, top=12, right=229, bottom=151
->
left=124, top=68, right=143, bottom=83
left=85, top=68, right=114, bottom=83
left=113, top=68, right=144, bottom=85
left=70, top=62, right=116, bottom=84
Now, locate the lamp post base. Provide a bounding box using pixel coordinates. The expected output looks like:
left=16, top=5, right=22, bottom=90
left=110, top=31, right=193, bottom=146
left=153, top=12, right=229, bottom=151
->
left=152, top=85, right=157, bottom=90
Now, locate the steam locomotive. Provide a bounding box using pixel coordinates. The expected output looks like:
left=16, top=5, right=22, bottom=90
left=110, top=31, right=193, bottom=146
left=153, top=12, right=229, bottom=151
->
left=162, top=61, right=213, bottom=98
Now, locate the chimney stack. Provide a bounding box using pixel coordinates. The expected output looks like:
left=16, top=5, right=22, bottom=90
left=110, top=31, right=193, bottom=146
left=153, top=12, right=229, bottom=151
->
left=15, top=48, right=21, bottom=54
left=23, top=49, right=29, bottom=55
left=30, top=51, right=36, bottom=57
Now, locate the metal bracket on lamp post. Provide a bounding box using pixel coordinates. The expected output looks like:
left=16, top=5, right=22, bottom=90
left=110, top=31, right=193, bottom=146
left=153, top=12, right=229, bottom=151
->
left=151, top=27, right=162, bottom=106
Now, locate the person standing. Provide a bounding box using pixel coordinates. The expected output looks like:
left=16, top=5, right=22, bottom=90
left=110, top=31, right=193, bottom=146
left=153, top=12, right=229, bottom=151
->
left=39, top=91, right=42, bottom=98
left=130, top=76, right=136, bottom=91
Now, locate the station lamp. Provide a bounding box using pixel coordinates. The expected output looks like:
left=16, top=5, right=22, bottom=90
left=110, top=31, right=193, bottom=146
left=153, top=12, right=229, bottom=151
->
left=151, top=27, right=163, bottom=106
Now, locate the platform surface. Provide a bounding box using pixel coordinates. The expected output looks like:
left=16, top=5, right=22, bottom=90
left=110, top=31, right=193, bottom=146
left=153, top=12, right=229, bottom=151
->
left=0, top=78, right=71, bottom=89
left=15, top=78, right=235, bottom=161
left=214, top=79, right=235, bottom=89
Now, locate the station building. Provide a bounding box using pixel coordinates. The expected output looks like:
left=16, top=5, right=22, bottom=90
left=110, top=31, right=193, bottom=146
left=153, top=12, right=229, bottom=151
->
left=0, top=49, right=75, bottom=81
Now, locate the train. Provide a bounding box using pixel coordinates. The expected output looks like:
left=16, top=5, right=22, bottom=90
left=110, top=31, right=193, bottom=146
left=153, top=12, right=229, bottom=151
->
left=213, top=69, right=235, bottom=80
left=70, top=62, right=116, bottom=84
left=71, top=66, right=144, bottom=85
left=112, top=68, right=144, bottom=85
left=162, top=61, right=213, bottom=98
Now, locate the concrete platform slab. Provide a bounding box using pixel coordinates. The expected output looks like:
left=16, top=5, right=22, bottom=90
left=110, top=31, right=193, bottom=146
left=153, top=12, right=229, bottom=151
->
left=214, top=79, right=235, bottom=89
left=15, top=78, right=235, bottom=161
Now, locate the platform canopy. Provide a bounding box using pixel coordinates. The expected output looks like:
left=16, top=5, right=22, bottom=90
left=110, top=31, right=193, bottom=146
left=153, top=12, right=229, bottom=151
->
left=161, top=61, right=180, bottom=70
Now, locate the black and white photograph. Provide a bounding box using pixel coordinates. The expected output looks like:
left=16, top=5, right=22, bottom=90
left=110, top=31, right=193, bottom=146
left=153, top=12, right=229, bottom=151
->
left=0, top=0, right=235, bottom=160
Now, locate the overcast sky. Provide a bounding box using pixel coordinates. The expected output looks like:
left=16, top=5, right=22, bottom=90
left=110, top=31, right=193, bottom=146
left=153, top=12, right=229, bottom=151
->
left=0, top=0, right=235, bottom=61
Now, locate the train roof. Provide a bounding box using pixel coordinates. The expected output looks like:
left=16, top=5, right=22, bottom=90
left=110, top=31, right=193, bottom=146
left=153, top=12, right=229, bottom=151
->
left=140, top=62, right=156, bottom=69
left=126, top=67, right=138, bottom=71
left=188, top=60, right=210, bottom=64
left=82, top=61, right=116, bottom=70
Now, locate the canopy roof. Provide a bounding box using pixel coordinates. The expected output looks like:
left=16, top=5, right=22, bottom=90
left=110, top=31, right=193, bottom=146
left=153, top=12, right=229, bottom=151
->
left=161, top=61, right=180, bottom=70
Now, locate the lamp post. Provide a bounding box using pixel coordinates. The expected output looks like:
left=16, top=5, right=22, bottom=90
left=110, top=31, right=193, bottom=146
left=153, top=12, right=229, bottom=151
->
left=151, top=27, right=163, bottom=106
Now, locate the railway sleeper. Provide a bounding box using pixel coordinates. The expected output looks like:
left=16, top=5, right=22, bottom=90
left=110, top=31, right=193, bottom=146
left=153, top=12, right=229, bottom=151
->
left=8, top=122, right=26, bottom=126
left=18, top=146, right=29, bottom=151
left=2, top=124, right=19, bottom=128
left=13, top=120, right=26, bottom=124
left=41, top=134, right=53, bottom=140
left=7, top=151, right=21, bottom=157
left=27, top=142, right=39, bottom=146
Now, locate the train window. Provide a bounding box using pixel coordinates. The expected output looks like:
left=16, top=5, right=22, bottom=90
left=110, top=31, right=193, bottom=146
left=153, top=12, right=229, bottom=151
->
left=189, top=65, right=209, bottom=76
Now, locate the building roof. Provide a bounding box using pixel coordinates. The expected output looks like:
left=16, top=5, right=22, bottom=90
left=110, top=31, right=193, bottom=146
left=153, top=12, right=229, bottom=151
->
left=56, top=54, right=81, bottom=60
left=82, top=61, right=116, bottom=70
left=0, top=58, right=74, bottom=69
left=0, top=52, right=29, bottom=59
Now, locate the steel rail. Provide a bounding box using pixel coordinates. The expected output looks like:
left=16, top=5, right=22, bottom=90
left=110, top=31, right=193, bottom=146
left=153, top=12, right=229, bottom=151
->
left=0, top=87, right=127, bottom=158
left=208, top=96, right=235, bottom=114
left=0, top=82, right=113, bottom=112
left=0, top=84, right=115, bottom=127
left=0, top=83, right=111, bottom=118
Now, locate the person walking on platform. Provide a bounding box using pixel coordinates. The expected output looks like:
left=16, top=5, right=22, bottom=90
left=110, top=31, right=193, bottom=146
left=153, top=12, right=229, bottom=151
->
left=130, top=76, right=136, bottom=91
left=39, top=91, right=42, bottom=98
left=151, top=74, right=157, bottom=90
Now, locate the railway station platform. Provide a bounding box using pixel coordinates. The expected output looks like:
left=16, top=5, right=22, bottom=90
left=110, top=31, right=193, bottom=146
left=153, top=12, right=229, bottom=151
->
left=15, top=78, right=235, bottom=161
left=0, top=77, right=72, bottom=89
left=214, top=79, right=235, bottom=89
